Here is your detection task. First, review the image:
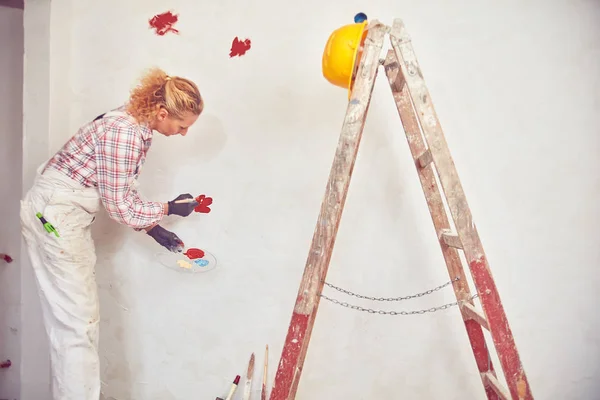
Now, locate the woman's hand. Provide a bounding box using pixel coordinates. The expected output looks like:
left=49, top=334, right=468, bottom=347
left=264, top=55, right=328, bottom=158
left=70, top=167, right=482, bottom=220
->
left=146, top=224, right=184, bottom=252
left=167, top=193, right=199, bottom=217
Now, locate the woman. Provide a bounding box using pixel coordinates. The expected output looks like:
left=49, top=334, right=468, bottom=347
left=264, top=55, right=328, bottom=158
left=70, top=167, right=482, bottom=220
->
left=20, top=67, right=203, bottom=399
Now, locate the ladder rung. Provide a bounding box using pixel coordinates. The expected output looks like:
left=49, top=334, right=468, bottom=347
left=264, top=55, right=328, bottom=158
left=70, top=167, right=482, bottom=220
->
left=440, top=230, right=463, bottom=249
left=461, top=302, right=489, bottom=331
left=483, top=372, right=511, bottom=400
left=416, top=149, right=433, bottom=168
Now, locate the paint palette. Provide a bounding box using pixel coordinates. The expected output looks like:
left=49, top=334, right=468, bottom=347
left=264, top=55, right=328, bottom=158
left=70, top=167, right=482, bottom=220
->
left=156, top=249, right=217, bottom=274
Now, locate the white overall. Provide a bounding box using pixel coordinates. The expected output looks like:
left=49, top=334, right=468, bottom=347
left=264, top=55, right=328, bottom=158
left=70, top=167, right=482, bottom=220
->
left=20, top=109, right=141, bottom=399
left=21, top=162, right=102, bottom=399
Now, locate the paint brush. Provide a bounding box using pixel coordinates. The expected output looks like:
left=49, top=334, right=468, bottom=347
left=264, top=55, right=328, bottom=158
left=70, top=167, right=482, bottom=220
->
left=242, top=352, right=255, bottom=400
left=173, top=198, right=197, bottom=204
left=261, top=345, right=269, bottom=400
left=224, top=375, right=240, bottom=400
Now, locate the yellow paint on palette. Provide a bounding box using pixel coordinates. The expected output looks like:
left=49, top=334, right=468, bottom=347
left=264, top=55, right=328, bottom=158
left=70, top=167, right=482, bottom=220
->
left=177, top=259, right=193, bottom=269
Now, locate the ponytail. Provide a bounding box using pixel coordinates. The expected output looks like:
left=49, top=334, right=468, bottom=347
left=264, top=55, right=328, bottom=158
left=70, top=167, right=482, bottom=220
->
left=126, top=67, right=203, bottom=124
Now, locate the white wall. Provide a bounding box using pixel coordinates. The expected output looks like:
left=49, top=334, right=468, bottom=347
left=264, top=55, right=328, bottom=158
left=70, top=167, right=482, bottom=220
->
left=0, top=4, right=23, bottom=399
left=21, top=0, right=600, bottom=399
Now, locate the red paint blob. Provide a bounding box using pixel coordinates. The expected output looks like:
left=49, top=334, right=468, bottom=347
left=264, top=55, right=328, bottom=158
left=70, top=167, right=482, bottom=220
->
left=0, top=360, right=11, bottom=369
left=184, top=248, right=205, bottom=259
left=1, top=254, right=12, bottom=263
left=194, top=194, right=213, bottom=213
left=149, top=11, right=179, bottom=36
left=229, top=37, right=251, bottom=57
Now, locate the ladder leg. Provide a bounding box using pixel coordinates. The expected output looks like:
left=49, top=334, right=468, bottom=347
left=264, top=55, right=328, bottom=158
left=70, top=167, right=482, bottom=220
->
left=269, top=22, right=387, bottom=400
left=383, top=49, right=499, bottom=400
left=388, top=19, right=533, bottom=400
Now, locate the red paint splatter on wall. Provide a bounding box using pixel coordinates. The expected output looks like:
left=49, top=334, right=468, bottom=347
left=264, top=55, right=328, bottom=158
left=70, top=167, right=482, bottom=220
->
left=149, top=11, right=179, bottom=36
left=230, top=37, right=252, bottom=57
left=1, top=254, right=12, bottom=263
left=184, top=248, right=205, bottom=259
left=0, top=360, right=11, bottom=369
left=194, top=194, right=213, bottom=213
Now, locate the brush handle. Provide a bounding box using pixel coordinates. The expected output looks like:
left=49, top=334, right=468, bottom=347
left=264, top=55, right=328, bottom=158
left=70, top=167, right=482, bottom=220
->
left=224, top=385, right=236, bottom=400
left=173, top=198, right=196, bottom=204
left=261, top=345, right=268, bottom=400
left=225, top=375, right=240, bottom=400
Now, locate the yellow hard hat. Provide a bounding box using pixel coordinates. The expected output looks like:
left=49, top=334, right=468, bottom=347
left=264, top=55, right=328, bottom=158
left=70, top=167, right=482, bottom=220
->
left=322, top=15, right=368, bottom=98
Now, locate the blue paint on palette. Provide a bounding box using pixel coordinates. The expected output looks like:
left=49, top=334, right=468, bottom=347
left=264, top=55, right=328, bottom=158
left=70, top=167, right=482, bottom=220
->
left=193, top=259, right=209, bottom=267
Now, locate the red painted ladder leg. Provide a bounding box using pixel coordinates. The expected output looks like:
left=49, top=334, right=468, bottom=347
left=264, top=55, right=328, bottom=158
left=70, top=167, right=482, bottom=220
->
left=382, top=49, right=501, bottom=400
left=268, top=21, right=388, bottom=400
left=388, top=18, right=533, bottom=400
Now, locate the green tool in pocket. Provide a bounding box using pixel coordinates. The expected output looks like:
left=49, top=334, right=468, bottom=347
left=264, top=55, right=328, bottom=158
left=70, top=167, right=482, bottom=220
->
left=36, top=212, right=60, bottom=238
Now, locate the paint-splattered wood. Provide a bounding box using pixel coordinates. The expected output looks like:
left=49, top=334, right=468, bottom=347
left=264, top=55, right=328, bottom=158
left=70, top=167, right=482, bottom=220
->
left=484, top=372, right=512, bottom=400
left=383, top=49, right=500, bottom=400
left=269, top=21, right=387, bottom=400
left=389, top=18, right=533, bottom=400
left=462, top=302, right=490, bottom=331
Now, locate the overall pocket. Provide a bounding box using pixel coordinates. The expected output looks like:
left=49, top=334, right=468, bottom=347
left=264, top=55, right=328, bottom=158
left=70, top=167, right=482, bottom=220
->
left=42, top=191, right=97, bottom=237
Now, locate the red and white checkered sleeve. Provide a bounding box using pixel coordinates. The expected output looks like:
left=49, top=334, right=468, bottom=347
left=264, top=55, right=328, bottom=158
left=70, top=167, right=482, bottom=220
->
left=95, top=121, right=164, bottom=229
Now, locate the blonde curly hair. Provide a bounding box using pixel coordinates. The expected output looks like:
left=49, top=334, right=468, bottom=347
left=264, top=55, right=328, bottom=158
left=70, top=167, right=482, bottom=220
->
left=126, top=67, right=203, bottom=124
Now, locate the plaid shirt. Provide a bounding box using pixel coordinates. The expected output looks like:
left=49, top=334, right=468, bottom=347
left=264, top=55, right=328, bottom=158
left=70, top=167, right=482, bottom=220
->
left=44, top=107, right=164, bottom=229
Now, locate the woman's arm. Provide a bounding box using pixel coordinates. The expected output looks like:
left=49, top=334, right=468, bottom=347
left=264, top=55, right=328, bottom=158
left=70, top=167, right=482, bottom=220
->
left=95, top=121, right=166, bottom=229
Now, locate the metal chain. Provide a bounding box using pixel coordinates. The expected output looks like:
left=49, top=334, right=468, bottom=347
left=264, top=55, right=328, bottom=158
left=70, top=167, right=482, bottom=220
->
left=319, top=292, right=479, bottom=315
left=322, top=277, right=460, bottom=302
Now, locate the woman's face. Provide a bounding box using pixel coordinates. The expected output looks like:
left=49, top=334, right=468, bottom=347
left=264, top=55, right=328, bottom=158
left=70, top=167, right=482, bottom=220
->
left=153, top=108, right=199, bottom=136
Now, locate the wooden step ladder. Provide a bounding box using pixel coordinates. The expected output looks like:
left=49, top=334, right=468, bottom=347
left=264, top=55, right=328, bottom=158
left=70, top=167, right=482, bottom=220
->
left=269, top=18, right=533, bottom=400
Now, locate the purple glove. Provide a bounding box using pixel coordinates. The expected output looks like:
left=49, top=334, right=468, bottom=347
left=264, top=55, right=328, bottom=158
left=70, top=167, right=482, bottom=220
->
left=167, top=193, right=199, bottom=217
left=147, top=224, right=184, bottom=252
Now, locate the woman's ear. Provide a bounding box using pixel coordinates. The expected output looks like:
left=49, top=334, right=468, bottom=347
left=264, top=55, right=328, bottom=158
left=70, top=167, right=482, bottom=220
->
left=156, top=107, right=168, bottom=121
